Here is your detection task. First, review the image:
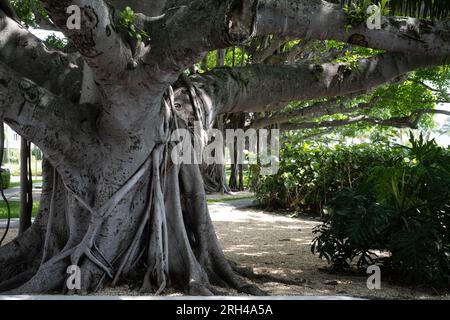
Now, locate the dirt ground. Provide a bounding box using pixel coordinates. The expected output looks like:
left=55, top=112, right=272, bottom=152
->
left=2, top=201, right=449, bottom=299
left=210, top=204, right=449, bottom=299
left=0, top=229, right=17, bottom=247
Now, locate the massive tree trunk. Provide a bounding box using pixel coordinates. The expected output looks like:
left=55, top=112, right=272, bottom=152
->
left=0, top=85, right=263, bottom=295
left=0, top=0, right=448, bottom=295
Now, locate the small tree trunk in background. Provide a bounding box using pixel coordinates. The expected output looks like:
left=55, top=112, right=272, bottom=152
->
left=228, top=113, right=246, bottom=191
left=217, top=49, right=226, bottom=66
left=201, top=55, right=208, bottom=72
left=216, top=51, right=227, bottom=194
left=228, top=49, right=247, bottom=192
left=202, top=115, right=230, bottom=193
left=202, top=50, right=230, bottom=194
left=3, top=125, right=8, bottom=164
left=19, top=137, right=32, bottom=234
left=0, top=122, right=5, bottom=194
left=232, top=47, right=236, bottom=66
left=0, top=122, right=4, bottom=168
left=217, top=114, right=228, bottom=194
left=229, top=129, right=239, bottom=191
left=238, top=164, right=244, bottom=191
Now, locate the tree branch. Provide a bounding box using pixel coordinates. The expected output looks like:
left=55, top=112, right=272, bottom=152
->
left=415, top=80, right=450, bottom=103
left=192, top=53, right=444, bottom=119
left=280, top=109, right=450, bottom=131
left=0, top=61, right=101, bottom=188
left=30, top=1, right=60, bottom=31
left=0, top=11, right=83, bottom=101
left=140, top=1, right=235, bottom=89
left=251, top=94, right=377, bottom=129
left=40, top=0, right=133, bottom=85
left=144, top=0, right=450, bottom=88
left=416, top=81, right=442, bottom=93
left=248, top=0, right=450, bottom=56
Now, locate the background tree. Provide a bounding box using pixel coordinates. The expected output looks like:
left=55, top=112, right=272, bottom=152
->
left=18, top=138, right=33, bottom=234
left=0, top=0, right=449, bottom=295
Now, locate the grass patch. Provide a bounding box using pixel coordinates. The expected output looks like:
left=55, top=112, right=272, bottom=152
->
left=7, top=181, right=20, bottom=189
left=5, top=180, right=42, bottom=189
left=1, top=190, right=251, bottom=217
left=207, top=195, right=255, bottom=204
left=0, top=201, right=40, bottom=219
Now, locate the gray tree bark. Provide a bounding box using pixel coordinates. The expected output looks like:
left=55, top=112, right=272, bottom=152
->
left=0, top=0, right=448, bottom=295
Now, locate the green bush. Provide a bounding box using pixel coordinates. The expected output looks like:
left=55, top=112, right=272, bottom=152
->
left=0, top=169, right=11, bottom=189
left=253, top=133, right=403, bottom=216
left=312, top=134, right=450, bottom=287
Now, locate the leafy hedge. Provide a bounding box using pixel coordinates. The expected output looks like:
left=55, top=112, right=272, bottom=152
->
left=255, top=132, right=450, bottom=287
left=312, top=134, right=450, bottom=287
left=0, top=169, right=10, bottom=190
left=253, top=134, right=403, bottom=216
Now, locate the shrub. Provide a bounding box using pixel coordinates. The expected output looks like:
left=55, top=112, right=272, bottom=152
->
left=312, top=134, right=450, bottom=287
left=0, top=168, right=11, bottom=189
left=253, top=133, right=403, bottom=216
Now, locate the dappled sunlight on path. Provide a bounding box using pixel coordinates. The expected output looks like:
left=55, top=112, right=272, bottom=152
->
left=209, top=202, right=449, bottom=299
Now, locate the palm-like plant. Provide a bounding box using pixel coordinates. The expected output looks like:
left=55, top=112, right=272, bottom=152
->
left=312, top=133, right=450, bottom=287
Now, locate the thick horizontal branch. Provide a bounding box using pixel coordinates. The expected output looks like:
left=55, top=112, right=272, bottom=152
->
left=0, top=61, right=101, bottom=190
left=194, top=53, right=444, bottom=118
left=145, top=0, right=450, bottom=88
left=249, top=0, right=450, bottom=57
left=0, top=11, right=83, bottom=101
left=251, top=93, right=376, bottom=129
left=280, top=109, right=450, bottom=131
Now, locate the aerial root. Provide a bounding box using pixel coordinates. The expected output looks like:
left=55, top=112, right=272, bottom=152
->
left=0, top=152, right=276, bottom=296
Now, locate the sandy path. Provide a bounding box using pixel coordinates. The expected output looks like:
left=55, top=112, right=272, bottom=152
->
left=0, top=228, right=18, bottom=246
left=1, top=201, right=448, bottom=299
left=209, top=202, right=448, bottom=299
